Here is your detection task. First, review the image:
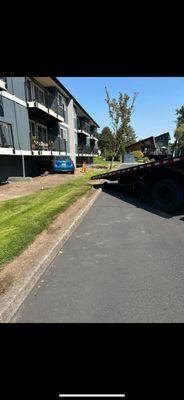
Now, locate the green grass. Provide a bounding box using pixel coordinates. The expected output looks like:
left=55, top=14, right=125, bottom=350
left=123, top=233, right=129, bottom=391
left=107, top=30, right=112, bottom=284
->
left=0, top=170, right=105, bottom=268
left=92, top=156, right=121, bottom=168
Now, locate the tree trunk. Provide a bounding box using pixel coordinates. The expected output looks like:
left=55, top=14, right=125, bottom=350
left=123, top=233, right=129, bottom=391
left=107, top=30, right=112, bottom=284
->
left=109, top=156, right=114, bottom=169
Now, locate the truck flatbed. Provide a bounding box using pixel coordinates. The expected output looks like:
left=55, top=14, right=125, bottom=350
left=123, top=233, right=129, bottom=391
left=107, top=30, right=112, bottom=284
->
left=91, top=156, right=184, bottom=181
left=91, top=156, right=184, bottom=213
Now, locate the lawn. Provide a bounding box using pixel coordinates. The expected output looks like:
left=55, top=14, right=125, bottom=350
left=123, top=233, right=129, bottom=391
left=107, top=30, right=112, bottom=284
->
left=0, top=170, right=105, bottom=268
left=92, top=156, right=121, bottom=168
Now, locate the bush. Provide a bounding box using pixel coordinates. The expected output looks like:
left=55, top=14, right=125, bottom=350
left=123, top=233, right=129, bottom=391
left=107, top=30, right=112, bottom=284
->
left=143, top=157, right=150, bottom=163
left=132, top=150, right=144, bottom=159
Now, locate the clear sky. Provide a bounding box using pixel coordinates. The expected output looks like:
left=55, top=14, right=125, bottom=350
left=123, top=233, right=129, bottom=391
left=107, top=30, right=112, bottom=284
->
left=58, top=77, right=184, bottom=141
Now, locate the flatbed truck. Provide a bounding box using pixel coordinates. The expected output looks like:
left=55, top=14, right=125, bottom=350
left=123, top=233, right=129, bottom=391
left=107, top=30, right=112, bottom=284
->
left=91, top=155, right=184, bottom=213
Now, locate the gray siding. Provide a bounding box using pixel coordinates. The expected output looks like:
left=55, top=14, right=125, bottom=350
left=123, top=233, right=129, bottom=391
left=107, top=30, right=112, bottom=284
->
left=12, top=77, right=26, bottom=100
left=0, top=97, right=31, bottom=150
left=5, top=78, right=13, bottom=94
left=6, top=77, right=26, bottom=100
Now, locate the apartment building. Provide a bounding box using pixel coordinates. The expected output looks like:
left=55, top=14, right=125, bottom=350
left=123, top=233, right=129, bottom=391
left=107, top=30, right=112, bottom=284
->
left=0, top=77, right=99, bottom=178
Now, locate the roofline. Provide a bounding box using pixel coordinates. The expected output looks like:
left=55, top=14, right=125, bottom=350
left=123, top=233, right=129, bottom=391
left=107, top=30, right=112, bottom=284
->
left=154, top=132, right=170, bottom=139
left=126, top=132, right=171, bottom=149
left=126, top=136, right=155, bottom=148
left=51, top=77, right=100, bottom=128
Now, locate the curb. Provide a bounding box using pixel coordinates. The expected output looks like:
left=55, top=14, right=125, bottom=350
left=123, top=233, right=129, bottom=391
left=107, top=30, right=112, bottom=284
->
left=0, top=187, right=102, bottom=322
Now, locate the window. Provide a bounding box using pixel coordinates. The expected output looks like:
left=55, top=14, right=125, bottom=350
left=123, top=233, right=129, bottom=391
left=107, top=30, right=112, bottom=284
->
left=58, top=93, right=66, bottom=110
left=29, top=120, right=36, bottom=137
left=59, top=126, right=67, bottom=140
left=26, top=79, right=33, bottom=100
left=37, top=124, right=48, bottom=142
left=0, top=122, right=13, bottom=147
left=26, top=79, right=45, bottom=105
left=34, top=85, right=45, bottom=105
left=0, top=95, right=4, bottom=117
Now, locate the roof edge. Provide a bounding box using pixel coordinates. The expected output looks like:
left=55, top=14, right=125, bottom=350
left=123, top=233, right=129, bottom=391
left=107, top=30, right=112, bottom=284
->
left=51, top=77, right=100, bottom=128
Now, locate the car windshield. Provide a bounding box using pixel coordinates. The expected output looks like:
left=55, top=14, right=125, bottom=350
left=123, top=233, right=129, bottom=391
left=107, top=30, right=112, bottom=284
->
left=54, top=156, right=71, bottom=161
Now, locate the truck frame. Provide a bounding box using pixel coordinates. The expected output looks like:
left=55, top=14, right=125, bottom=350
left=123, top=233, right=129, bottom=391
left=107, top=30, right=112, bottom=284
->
left=91, top=155, right=184, bottom=213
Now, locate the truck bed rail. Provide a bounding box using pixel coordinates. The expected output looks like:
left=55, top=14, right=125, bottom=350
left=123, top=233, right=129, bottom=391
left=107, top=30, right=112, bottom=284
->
left=91, top=156, right=184, bottom=181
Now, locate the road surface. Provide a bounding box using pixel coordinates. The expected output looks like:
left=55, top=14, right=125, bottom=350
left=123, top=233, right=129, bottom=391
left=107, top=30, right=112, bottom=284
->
left=12, top=183, right=184, bottom=322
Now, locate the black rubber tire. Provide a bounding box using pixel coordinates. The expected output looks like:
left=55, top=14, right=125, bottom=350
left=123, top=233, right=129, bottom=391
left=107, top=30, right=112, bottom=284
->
left=152, top=179, right=184, bottom=212
left=71, top=171, right=75, bottom=174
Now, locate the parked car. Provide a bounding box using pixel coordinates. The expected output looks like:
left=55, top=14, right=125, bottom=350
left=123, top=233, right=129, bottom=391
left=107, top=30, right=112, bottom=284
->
left=50, top=156, right=75, bottom=174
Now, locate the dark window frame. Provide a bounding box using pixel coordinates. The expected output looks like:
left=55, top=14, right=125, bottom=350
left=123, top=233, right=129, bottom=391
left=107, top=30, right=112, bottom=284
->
left=0, top=122, right=14, bottom=148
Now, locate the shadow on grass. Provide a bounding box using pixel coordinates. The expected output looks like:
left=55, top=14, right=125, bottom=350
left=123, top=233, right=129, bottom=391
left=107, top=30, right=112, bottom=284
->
left=92, top=181, right=184, bottom=220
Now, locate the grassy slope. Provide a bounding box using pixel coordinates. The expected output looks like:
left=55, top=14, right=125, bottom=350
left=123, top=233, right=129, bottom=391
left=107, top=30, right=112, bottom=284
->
left=0, top=170, right=104, bottom=268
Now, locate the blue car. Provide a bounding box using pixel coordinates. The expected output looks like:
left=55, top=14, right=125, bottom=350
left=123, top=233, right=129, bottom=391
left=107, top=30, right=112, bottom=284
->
left=50, top=156, right=75, bottom=174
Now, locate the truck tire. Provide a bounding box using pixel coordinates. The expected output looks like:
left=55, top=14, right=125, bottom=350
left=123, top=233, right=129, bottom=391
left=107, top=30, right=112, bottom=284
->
left=152, top=179, right=184, bottom=212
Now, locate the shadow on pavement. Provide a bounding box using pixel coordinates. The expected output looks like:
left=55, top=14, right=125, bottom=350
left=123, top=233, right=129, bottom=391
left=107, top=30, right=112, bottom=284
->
left=92, top=181, right=184, bottom=220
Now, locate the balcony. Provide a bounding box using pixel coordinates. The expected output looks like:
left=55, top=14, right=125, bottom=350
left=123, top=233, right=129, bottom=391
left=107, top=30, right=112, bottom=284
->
left=25, top=80, right=64, bottom=122
left=77, top=120, right=91, bottom=135
left=0, top=77, right=7, bottom=91
left=77, top=120, right=98, bottom=140
left=31, top=136, right=66, bottom=153
left=77, top=144, right=98, bottom=156
left=90, top=127, right=98, bottom=139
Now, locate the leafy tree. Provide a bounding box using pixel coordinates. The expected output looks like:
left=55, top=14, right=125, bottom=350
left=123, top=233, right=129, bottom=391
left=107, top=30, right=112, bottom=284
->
left=124, top=124, right=137, bottom=145
left=173, top=123, right=184, bottom=155
left=117, top=124, right=137, bottom=156
left=105, top=87, right=138, bottom=168
left=176, top=106, right=184, bottom=128
left=98, top=126, right=115, bottom=156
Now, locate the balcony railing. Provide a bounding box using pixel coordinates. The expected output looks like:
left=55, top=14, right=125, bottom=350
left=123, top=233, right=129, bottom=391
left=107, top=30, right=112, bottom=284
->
left=31, top=136, right=66, bottom=152
left=77, top=120, right=90, bottom=134
left=77, top=144, right=98, bottom=155
left=25, top=80, right=65, bottom=119
left=90, top=128, right=98, bottom=139
left=77, top=120, right=98, bottom=139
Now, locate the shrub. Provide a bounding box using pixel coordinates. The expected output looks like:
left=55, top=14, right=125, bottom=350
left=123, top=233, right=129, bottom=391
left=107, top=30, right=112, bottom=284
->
left=132, top=150, right=144, bottom=159
left=143, top=157, right=150, bottom=163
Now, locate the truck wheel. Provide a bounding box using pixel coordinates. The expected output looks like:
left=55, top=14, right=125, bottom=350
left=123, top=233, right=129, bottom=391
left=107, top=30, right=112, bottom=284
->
left=152, top=179, right=184, bottom=212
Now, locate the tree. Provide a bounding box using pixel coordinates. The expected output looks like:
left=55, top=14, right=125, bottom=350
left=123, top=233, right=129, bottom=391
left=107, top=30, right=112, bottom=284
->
left=124, top=124, right=137, bottom=145
left=176, top=106, right=184, bottom=128
left=173, top=123, right=184, bottom=156
left=98, top=126, right=115, bottom=157
left=105, top=87, right=138, bottom=168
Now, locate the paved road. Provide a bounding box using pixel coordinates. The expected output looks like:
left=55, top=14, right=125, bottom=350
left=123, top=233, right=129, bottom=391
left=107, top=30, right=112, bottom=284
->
left=12, top=183, right=184, bottom=322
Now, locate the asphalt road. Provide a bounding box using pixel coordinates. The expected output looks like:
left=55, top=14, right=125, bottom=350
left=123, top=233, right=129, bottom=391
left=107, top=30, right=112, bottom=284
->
left=12, top=183, right=184, bottom=322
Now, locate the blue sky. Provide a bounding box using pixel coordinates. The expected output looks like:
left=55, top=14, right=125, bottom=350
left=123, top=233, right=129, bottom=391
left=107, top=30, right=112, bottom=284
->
left=58, top=77, right=184, bottom=141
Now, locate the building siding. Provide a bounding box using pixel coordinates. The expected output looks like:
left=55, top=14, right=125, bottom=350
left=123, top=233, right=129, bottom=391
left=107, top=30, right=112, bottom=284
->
left=0, top=96, right=30, bottom=150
